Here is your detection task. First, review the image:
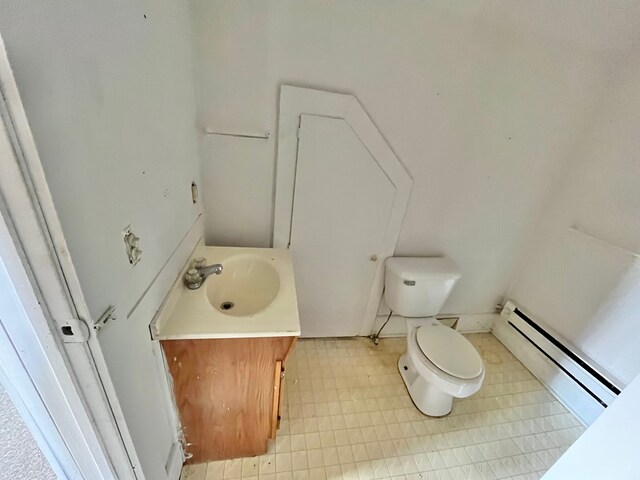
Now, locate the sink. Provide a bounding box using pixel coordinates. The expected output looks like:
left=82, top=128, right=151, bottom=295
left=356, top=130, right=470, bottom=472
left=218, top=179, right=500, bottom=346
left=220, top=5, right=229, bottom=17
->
left=153, top=244, right=300, bottom=340
left=205, top=254, right=281, bottom=316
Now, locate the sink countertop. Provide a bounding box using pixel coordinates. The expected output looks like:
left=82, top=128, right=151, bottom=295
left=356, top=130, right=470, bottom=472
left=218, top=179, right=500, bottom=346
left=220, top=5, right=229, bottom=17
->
left=153, top=244, right=301, bottom=340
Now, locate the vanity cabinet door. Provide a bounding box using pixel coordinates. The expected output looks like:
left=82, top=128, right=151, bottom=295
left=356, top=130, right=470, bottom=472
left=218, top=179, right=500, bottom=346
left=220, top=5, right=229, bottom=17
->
left=161, top=336, right=296, bottom=463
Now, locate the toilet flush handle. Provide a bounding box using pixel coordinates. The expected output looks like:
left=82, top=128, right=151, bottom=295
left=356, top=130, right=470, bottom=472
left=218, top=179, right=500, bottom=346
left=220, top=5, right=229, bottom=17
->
left=403, top=280, right=416, bottom=286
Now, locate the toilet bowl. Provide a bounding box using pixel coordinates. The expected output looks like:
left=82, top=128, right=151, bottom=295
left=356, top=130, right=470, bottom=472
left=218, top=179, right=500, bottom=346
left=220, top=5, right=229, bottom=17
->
left=398, top=318, right=484, bottom=416
left=384, top=256, right=485, bottom=416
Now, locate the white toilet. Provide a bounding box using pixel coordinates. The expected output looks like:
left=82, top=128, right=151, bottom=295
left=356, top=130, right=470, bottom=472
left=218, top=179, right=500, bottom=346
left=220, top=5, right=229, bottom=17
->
left=385, top=257, right=485, bottom=416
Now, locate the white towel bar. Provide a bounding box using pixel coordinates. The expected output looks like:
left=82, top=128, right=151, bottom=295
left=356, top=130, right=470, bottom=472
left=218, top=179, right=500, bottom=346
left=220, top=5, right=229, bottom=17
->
left=203, top=128, right=270, bottom=140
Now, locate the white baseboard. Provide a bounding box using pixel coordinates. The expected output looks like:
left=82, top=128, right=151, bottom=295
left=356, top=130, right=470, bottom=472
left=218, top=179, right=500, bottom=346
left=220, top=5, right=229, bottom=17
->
left=371, top=312, right=497, bottom=338
left=492, top=314, right=602, bottom=426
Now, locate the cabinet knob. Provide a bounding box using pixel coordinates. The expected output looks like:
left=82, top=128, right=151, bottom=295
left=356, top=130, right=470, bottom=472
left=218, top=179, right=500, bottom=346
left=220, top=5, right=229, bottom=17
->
left=370, top=255, right=378, bottom=262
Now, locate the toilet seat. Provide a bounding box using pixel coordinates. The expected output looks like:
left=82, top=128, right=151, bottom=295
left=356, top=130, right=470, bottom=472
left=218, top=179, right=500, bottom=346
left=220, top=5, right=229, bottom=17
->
left=399, top=319, right=485, bottom=416
left=415, top=325, right=483, bottom=379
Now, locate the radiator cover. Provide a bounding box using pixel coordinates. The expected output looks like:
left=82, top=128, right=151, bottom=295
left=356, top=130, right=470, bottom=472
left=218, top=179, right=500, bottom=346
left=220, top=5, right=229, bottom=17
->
left=492, top=301, right=622, bottom=425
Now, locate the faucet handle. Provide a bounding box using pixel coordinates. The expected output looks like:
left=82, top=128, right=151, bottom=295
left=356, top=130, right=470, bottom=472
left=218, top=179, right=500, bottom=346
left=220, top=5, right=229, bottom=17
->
left=184, top=268, right=203, bottom=289
left=193, top=257, right=207, bottom=269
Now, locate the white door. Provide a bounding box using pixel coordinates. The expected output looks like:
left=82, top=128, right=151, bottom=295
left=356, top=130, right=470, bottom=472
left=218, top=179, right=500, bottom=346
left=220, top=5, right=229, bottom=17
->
left=290, top=115, right=397, bottom=337
left=0, top=43, right=132, bottom=478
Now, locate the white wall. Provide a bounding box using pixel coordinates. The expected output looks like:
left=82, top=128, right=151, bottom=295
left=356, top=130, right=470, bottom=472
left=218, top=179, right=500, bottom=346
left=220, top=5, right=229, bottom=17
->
left=508, top=57, right=640, bottom=386
left=0, top=2, right=201, bottom=320
left=542, top=371, right=640, bottom=480
left=189, top=0, right=639, bottom=315
left=0, top=1, right=201, bottom=478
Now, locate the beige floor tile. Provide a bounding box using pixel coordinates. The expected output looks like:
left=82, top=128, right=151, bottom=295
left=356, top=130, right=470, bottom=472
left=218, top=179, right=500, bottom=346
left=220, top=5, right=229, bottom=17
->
left=184, top=333, right=585, bottom=479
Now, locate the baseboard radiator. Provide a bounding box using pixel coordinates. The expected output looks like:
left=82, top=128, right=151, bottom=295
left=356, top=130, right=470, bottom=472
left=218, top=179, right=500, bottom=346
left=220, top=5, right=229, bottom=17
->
left=492, top=301, right=622, bottom=426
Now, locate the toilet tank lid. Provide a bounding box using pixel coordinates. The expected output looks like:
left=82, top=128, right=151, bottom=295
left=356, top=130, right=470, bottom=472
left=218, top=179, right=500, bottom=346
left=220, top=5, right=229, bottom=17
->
left=385, top=257, right=461, bottom=280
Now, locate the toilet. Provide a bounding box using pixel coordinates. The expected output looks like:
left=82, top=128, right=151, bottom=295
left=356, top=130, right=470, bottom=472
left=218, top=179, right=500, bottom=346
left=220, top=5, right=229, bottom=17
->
left=385, top=257, right=485, bottom=416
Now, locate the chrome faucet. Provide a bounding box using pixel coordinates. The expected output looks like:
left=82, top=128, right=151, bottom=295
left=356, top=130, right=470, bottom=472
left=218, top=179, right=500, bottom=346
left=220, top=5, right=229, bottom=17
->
left=199, top=263, right=223, bottom=278
left=184, top=259, right=223, bottom=290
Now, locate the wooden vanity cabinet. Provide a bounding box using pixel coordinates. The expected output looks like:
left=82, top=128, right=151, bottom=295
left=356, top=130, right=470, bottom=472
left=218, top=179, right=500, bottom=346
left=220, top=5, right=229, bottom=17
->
left=161, top=336, right=297, bottom=464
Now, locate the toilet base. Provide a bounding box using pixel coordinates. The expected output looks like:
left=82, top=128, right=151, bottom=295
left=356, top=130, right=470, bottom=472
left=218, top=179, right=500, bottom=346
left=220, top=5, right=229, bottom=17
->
left=398, top=353, right=453, bottom=417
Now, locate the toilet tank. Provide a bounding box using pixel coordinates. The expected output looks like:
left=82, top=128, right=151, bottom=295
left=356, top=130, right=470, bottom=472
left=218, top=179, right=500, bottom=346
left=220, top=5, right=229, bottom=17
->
left=384, top=257, right=461, bottom=317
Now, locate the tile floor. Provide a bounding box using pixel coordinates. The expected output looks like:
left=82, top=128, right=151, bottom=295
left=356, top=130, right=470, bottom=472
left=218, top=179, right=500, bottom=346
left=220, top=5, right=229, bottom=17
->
left=181, top=333, right=584, bottom=480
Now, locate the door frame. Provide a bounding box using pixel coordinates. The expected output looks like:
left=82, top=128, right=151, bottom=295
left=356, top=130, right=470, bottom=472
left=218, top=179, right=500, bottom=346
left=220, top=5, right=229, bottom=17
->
left=0, top=35, right=138, bottom=478
left=273, top=85, right=413, bottom=336
left=0, top=211, right=110, bottom=479
left=0, top=226, right=78, bottom=479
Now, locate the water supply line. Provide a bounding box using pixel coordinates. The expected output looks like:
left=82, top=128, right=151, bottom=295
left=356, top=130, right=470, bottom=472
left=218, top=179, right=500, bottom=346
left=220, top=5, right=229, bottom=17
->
left=371, top=310, right=393, bottom=345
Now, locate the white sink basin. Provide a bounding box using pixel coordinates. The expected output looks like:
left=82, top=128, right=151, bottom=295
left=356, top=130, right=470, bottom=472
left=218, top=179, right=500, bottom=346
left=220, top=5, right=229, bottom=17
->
left=206, top=255, right=280, bottom=316
left=153, top=244, right=300, bottom=340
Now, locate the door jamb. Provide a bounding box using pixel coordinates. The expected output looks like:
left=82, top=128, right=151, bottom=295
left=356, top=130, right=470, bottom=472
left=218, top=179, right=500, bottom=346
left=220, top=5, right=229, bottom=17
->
left=0, top=251, right=76, bottom=479
left=0, top=213, right=103, bottom=479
